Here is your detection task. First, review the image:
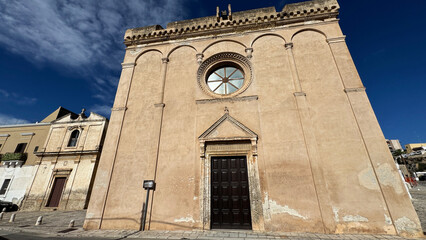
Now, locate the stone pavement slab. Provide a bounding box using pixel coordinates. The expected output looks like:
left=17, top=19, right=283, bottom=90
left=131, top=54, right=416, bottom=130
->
left=0, top=182, right=425, bottom=239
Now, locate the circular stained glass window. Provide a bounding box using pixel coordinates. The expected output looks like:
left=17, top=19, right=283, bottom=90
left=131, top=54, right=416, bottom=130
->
left=206, top=66, right=244, bottom=95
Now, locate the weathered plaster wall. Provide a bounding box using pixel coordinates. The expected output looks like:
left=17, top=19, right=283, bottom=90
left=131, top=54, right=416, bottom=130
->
left=22, top=114, right=107, bottom=211
left=84, top=7, right=423, bottom=238
left=0, top=165, right=37, bottom=205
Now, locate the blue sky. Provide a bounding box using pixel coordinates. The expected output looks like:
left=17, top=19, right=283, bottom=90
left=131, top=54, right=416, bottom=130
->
left=0, top=0, right=424, bottom=147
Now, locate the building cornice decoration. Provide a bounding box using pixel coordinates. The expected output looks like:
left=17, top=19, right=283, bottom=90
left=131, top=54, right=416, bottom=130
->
left=67, top=125, right=84, bottom=131
left=35, top=149, right=100, bottom=157
left=196, top=95, right=258, bottom=104
left=123, top=0, right=339, bottom=46
left=199, top=112, right=258, bottom=141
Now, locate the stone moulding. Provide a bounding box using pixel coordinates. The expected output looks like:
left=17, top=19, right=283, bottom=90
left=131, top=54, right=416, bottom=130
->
left=344, top=87, right=366, bottom=93
left=326, top=36, right=346, bottom=44
left=35, top=150, right=99, bottom=157
left=197, top=52, right=253, bottom=99
left=293, top=92, right=307, bottom=96
left=198, top=112, right=261, bottom=230
left=111, top=107, right=127, bottom=111
left=196, top=95, right=258, bottom=104
left=199, top=112, right=258, bottom=158
left=123, top=0, right=339, bottom=46
left=121, top=62, right=136, bottom=69
left=154, top=103, right=165, bottom=108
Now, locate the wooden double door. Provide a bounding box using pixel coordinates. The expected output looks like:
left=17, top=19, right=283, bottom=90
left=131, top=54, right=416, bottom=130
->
left=211, top=156, right=252, bottom=229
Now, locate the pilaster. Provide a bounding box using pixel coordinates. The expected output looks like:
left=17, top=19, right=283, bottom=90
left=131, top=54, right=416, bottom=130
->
left=84, top=61, right=136, bottom=230
left=286, top=42, right=332, bottom=233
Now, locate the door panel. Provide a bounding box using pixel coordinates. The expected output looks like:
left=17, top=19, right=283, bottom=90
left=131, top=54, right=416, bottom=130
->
left=47, top=177, right=66, bottom=207
left=211, top=156, right=252, bottom=229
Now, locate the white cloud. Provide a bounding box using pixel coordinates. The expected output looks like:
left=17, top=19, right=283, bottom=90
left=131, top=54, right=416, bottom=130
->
left=89, top=104, right=112, bottom=118
left=0, top=113, right=30, bottom=125
left=0, top=0, right=187, bottom=106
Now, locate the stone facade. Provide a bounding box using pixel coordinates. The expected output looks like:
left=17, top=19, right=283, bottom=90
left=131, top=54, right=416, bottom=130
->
left=0, top=107, right=75, bottom=206
left=84, top=0, right=423, bottom=237
left=22, top=111, right=108, bottom=211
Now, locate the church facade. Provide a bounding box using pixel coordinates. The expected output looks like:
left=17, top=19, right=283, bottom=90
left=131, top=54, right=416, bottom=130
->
left=84, top=0, right=423, bottom=237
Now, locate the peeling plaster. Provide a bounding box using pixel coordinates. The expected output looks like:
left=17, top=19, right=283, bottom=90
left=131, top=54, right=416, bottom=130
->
left=395, top=217, right=419, bottom=234
left=267, top=198, right=307, bottom=220
left=384, top=214, right=392, bottom=225
left=342, top=215, right=368, bottom=222
left=358, top=168, right=380, bottom=190
left=174, top=215, right=195, bottom=223
left=332, top=207, right=339, bottom=222
left=263, top=193, right=271, bottom=221
left=376, top=164, right=403, bottom=194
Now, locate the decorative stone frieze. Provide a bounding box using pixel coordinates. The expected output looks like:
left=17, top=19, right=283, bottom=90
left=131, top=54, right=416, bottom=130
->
left=123, top=0, right=339, bottom=46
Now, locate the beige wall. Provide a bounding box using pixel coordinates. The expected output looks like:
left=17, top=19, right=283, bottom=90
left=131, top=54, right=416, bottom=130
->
left=406, top=143, right=426, bottom=154
left=0, top=123, right=50, bottom=165
left=84, top=4, right=423, bottom=238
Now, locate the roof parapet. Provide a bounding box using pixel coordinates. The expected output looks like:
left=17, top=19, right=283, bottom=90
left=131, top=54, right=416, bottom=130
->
left=124, top=0, right=339, bottom=46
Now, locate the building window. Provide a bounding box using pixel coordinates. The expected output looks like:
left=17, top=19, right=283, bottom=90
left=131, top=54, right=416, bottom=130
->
left=14, top=143, right=27, bottom=153
left=207, top=65, right=244, bottom=95
left=67, top=130, right=80, bottom=147
left=197, top=52, right=253, bottom=98
left=0, top=179, right=11, bottom=195
left=34, top=146, right=39, bottom=153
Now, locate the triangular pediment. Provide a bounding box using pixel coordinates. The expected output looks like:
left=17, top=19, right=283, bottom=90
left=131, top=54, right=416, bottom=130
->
left=199, top=113, right=257, bottom=141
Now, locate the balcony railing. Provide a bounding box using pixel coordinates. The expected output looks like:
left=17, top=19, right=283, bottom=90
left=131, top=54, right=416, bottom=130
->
left=0, top=152, right=28, bottom=161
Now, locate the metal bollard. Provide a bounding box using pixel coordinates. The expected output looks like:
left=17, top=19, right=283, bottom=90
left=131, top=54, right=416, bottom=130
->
left=35, top=216, right=43, bottom=226
left=9, top=213, right=16, bottom=222
left=0, top=212, right=3, bottom=220
left=68, top=219, right=75, bottom=227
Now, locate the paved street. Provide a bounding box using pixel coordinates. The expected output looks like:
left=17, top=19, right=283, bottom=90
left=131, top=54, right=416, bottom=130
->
left=0, top=183, right=425, bottom=239
left=410, top=181, right=426, bottom=232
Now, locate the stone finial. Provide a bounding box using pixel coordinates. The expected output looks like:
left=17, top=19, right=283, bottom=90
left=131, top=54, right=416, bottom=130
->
left=2, top=207, right=6, bottom=212
left=9, top=213, right=16, bottom=222
left=69, top=219, right=75, bottom=227
left=79, top=108, right=87, bottom=118
left=216, top=6, right=220, bottom=22
left=224, top=106, right=229, bottom=114
left=228, top=4, right=232, bottom=20
left=35, top=216, right=43, bottom=226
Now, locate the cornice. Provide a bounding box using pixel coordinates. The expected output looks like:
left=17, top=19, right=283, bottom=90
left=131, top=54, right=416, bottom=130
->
left=124, top=1, right=339, bottom=46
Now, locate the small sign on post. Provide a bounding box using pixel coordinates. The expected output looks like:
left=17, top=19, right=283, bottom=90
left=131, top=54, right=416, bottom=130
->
left=141, top=180, right=155, bottom=231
